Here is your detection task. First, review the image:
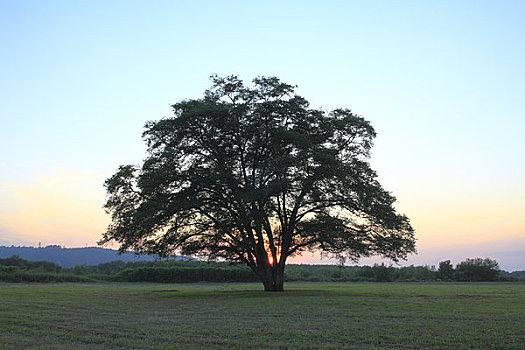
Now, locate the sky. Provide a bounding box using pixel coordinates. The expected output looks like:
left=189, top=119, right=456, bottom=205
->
left=1, top=1, right=524, bottom=270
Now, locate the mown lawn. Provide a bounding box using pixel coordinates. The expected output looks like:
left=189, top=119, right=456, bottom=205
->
left=0, top=282, right=523, bottom=349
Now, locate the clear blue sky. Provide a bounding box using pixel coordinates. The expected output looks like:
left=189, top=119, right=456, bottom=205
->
left=1, top=1, right=524, bottom=270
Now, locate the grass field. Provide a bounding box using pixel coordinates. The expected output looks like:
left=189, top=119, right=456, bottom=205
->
left=0, top=282, right=524, bottom=349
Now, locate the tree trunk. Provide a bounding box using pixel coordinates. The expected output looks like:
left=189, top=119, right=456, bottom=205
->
left=259, top=266, right=285, bottom=292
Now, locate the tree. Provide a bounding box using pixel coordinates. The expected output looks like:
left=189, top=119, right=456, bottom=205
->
left=101, top=75, right=416, bottom=291
left=455, top=258, right=500, bottom=281
left=438, top=260, right=454, bottom=281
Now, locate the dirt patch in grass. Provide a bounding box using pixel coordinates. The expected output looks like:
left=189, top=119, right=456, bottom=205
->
left=414, top=294, right=491, bottom=299
left=453, top=294, right=490, bottom=299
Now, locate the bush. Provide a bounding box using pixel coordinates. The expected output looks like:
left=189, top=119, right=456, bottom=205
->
left=116, top=266, right=259, bottom=283
left=0, top=270, right=94, bottom=283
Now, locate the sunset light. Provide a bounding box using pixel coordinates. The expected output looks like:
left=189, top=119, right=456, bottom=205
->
left=1, top=2, right=524, bottom=349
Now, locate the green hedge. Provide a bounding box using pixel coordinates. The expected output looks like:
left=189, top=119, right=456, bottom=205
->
left=116, top=266, right=259, bottom=283
left=1, top=255, right=522, bottom=283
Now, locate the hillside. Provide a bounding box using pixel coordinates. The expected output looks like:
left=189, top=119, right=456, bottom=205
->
left=0, top=245, right=171, bottom=268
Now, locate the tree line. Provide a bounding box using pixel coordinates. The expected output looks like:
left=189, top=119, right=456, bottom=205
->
left=1, top=255, right=523, bottom=283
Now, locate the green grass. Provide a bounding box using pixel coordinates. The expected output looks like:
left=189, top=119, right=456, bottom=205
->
left=0, top=282, right=524, bottom=349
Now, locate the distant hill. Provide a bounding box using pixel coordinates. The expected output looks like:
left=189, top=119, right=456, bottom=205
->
left=0, top=245, right=180, bottom=268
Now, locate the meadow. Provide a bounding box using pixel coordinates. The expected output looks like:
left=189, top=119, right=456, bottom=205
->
left=0, top=282, right=524, bottom=349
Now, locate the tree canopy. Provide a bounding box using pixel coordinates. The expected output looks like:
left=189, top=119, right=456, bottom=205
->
left=101, top=75, right=416, bottom=291
left=455, top=258, right=500, bottom=281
